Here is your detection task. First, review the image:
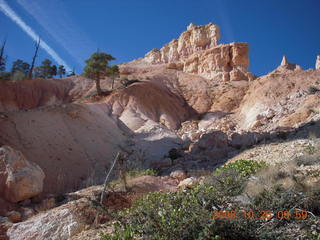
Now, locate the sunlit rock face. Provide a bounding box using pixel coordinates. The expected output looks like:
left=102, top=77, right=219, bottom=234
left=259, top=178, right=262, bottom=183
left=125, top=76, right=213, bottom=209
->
left=316, top=55, right=320, bottom=70
left=144, top=23, right=221, bottom=64
left=135, top=23, right=252, bottom=82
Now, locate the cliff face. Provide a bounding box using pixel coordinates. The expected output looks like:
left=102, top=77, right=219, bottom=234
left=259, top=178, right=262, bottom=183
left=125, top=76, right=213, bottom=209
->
left=124, top=23, right=252, bottom=82
left=0, top=79, right=74, bottom=112
left=182, top=42, right=251, bottom=81
left=144, top=23, right=220, bottom=64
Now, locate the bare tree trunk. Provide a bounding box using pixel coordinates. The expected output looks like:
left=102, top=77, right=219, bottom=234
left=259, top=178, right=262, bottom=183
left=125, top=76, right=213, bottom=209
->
left=118, top=154, right=128, bottom=191
left=0, top=38, right=6, bottom=72
left=29, top=38, right=41, bottom=79
left=94, top=152, right=120, bottom=226
left=100, top=152, right=120, bottom=205
left=111, top=77, right=115, bottom=90
left=95, top=78, right=102, bottom=96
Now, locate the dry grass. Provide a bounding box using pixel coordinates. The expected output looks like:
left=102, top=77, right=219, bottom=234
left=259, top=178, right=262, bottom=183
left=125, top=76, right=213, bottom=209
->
left=245, top=152, right=320, bottom=198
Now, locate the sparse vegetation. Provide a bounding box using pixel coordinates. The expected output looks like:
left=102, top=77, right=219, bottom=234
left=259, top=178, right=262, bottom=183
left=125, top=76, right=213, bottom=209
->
left=101, top=159, right=320, bottom=239
left=214, top=159, right=267, bottom=177
left=11, top=59, right=30, bottom=81
left=303, top=144, right=318, bottom=155
left=109, top=168, right=158, bottom=187
left=120, top=77, right=140, bottom=87
left=57, top=65, right=66, bottom=78
left=34, top=58, right=57, bottom=79
left=308, top=86, right=320, bottom=94
left=126, top=169, right=158, bottom=178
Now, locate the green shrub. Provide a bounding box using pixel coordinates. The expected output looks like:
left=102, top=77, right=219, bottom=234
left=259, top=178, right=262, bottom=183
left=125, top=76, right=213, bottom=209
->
left=303, top=144, right=318, bottom=155
left=101, top=159, right=320, bottom=240
left=308, top=86, right=320, bottom=94
left=214, top=159, right=267, bottom=177
left=108, top=168, right=157, bottom=187
left=100, top=223, right=136, bottom=240
left=207, top=168, right=247, bottom=197
left=126, top=168, right=157, bottom=178
left=0, top=72, right=11, bottom=81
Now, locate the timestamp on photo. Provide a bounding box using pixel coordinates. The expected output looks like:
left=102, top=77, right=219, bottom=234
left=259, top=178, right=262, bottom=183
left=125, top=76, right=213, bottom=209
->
left=211, top=209, right=309, bottom=220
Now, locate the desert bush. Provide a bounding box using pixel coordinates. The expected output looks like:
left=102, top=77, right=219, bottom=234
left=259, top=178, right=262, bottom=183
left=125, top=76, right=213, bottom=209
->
left=303, top=144, right=318, bottom=155
left=295, top=152, right=320, bottom=166
left=0, top=72, right=11, bottom=81
left=214, top=159, right=267, bottom=177
left=102, top=160, right=269, bottom=239
left=168, top=148, right=182, bottom=160
left=126, top=168, right=158, bottom=178
left=101, top=159, right=320, bottom=240
left=308, top=86, right=320, bottom=94
left=108, top=168, right=158, bottom=187
left=120, top=78, right=140, bottom=87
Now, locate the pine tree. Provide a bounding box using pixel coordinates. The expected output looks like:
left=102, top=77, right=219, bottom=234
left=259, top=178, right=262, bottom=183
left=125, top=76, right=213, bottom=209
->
left=83, top=52, right=115, bottom=96
left=57, top=65, right=66, bottom=78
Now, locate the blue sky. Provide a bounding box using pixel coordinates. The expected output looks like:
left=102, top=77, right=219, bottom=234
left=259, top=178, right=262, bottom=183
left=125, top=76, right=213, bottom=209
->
left=0, top=0, right=319, bottom=76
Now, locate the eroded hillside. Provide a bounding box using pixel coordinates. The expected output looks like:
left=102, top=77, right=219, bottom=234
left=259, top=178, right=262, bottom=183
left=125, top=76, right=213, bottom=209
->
left=1, top=23, right=320, bottom=239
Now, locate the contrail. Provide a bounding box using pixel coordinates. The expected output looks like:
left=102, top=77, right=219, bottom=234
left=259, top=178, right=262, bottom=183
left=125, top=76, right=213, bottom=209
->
left=0, top=0, right=72, bottom=72
left=17, top=0, right=95, bottom=69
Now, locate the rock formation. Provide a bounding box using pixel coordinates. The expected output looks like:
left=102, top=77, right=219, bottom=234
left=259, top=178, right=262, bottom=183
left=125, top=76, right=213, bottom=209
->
left=105, top=81, right=194, bottom=130
left=7, top=208, right=86, bottom=240
left=316, top=55, right=320, bottom=70
left=143, top=23, right=220, bottom=64
left=281, top=55, right=288, bottom=65
left=275, top=55, right=303, bottom=72
left=0, top=146, right=45, bottom=203
left=124, top=23, right=253, bottom=82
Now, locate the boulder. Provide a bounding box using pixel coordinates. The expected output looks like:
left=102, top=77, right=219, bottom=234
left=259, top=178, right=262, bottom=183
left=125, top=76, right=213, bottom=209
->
left=230, top=132, right=263, bottom=149
left=190, top=131, right=230, bottom=161
left=7, top=208, right=85, bottom=240
left=193, top=131, right=228, bottom=152
left=6, top=211, right=21, bottom=223
left=0, top=146, right=45, bottom=203
left=178, top=177, right=197, bottom=188
left=170, top=170, right=187, bottom=181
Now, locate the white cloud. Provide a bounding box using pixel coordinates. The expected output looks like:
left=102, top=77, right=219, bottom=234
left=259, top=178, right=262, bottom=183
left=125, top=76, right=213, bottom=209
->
left=0, top=0, right=72, bottom=72
left=17, top=0, right=96, bottom=70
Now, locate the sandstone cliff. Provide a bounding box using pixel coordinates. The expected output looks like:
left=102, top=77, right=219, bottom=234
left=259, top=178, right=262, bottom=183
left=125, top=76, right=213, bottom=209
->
left=123, top=23, right=253, bottom=82
left=143, top=23, right=220, bottom=64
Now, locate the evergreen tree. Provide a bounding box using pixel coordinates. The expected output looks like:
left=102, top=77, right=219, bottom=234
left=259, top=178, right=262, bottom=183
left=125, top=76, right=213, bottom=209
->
left=107, top=65, right=119, bottom=90
left=83, top=52, right=115, bottom=95
left=51, top=65, right=57, bottom=77
left=0, top=39, right=7, bottom=72
left=57, top=65, right=66, bottom=78
left=34, top=58, right=53, bottom=79
left=11, top=59, right=30, bottom=80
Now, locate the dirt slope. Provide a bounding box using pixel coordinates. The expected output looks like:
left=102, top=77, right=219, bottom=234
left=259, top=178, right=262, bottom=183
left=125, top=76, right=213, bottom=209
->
left=0, top=79, right=74, bottom=111
left=0, top=103, right=129, bottom=195
left=105, top=81, right=194, bottom=130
